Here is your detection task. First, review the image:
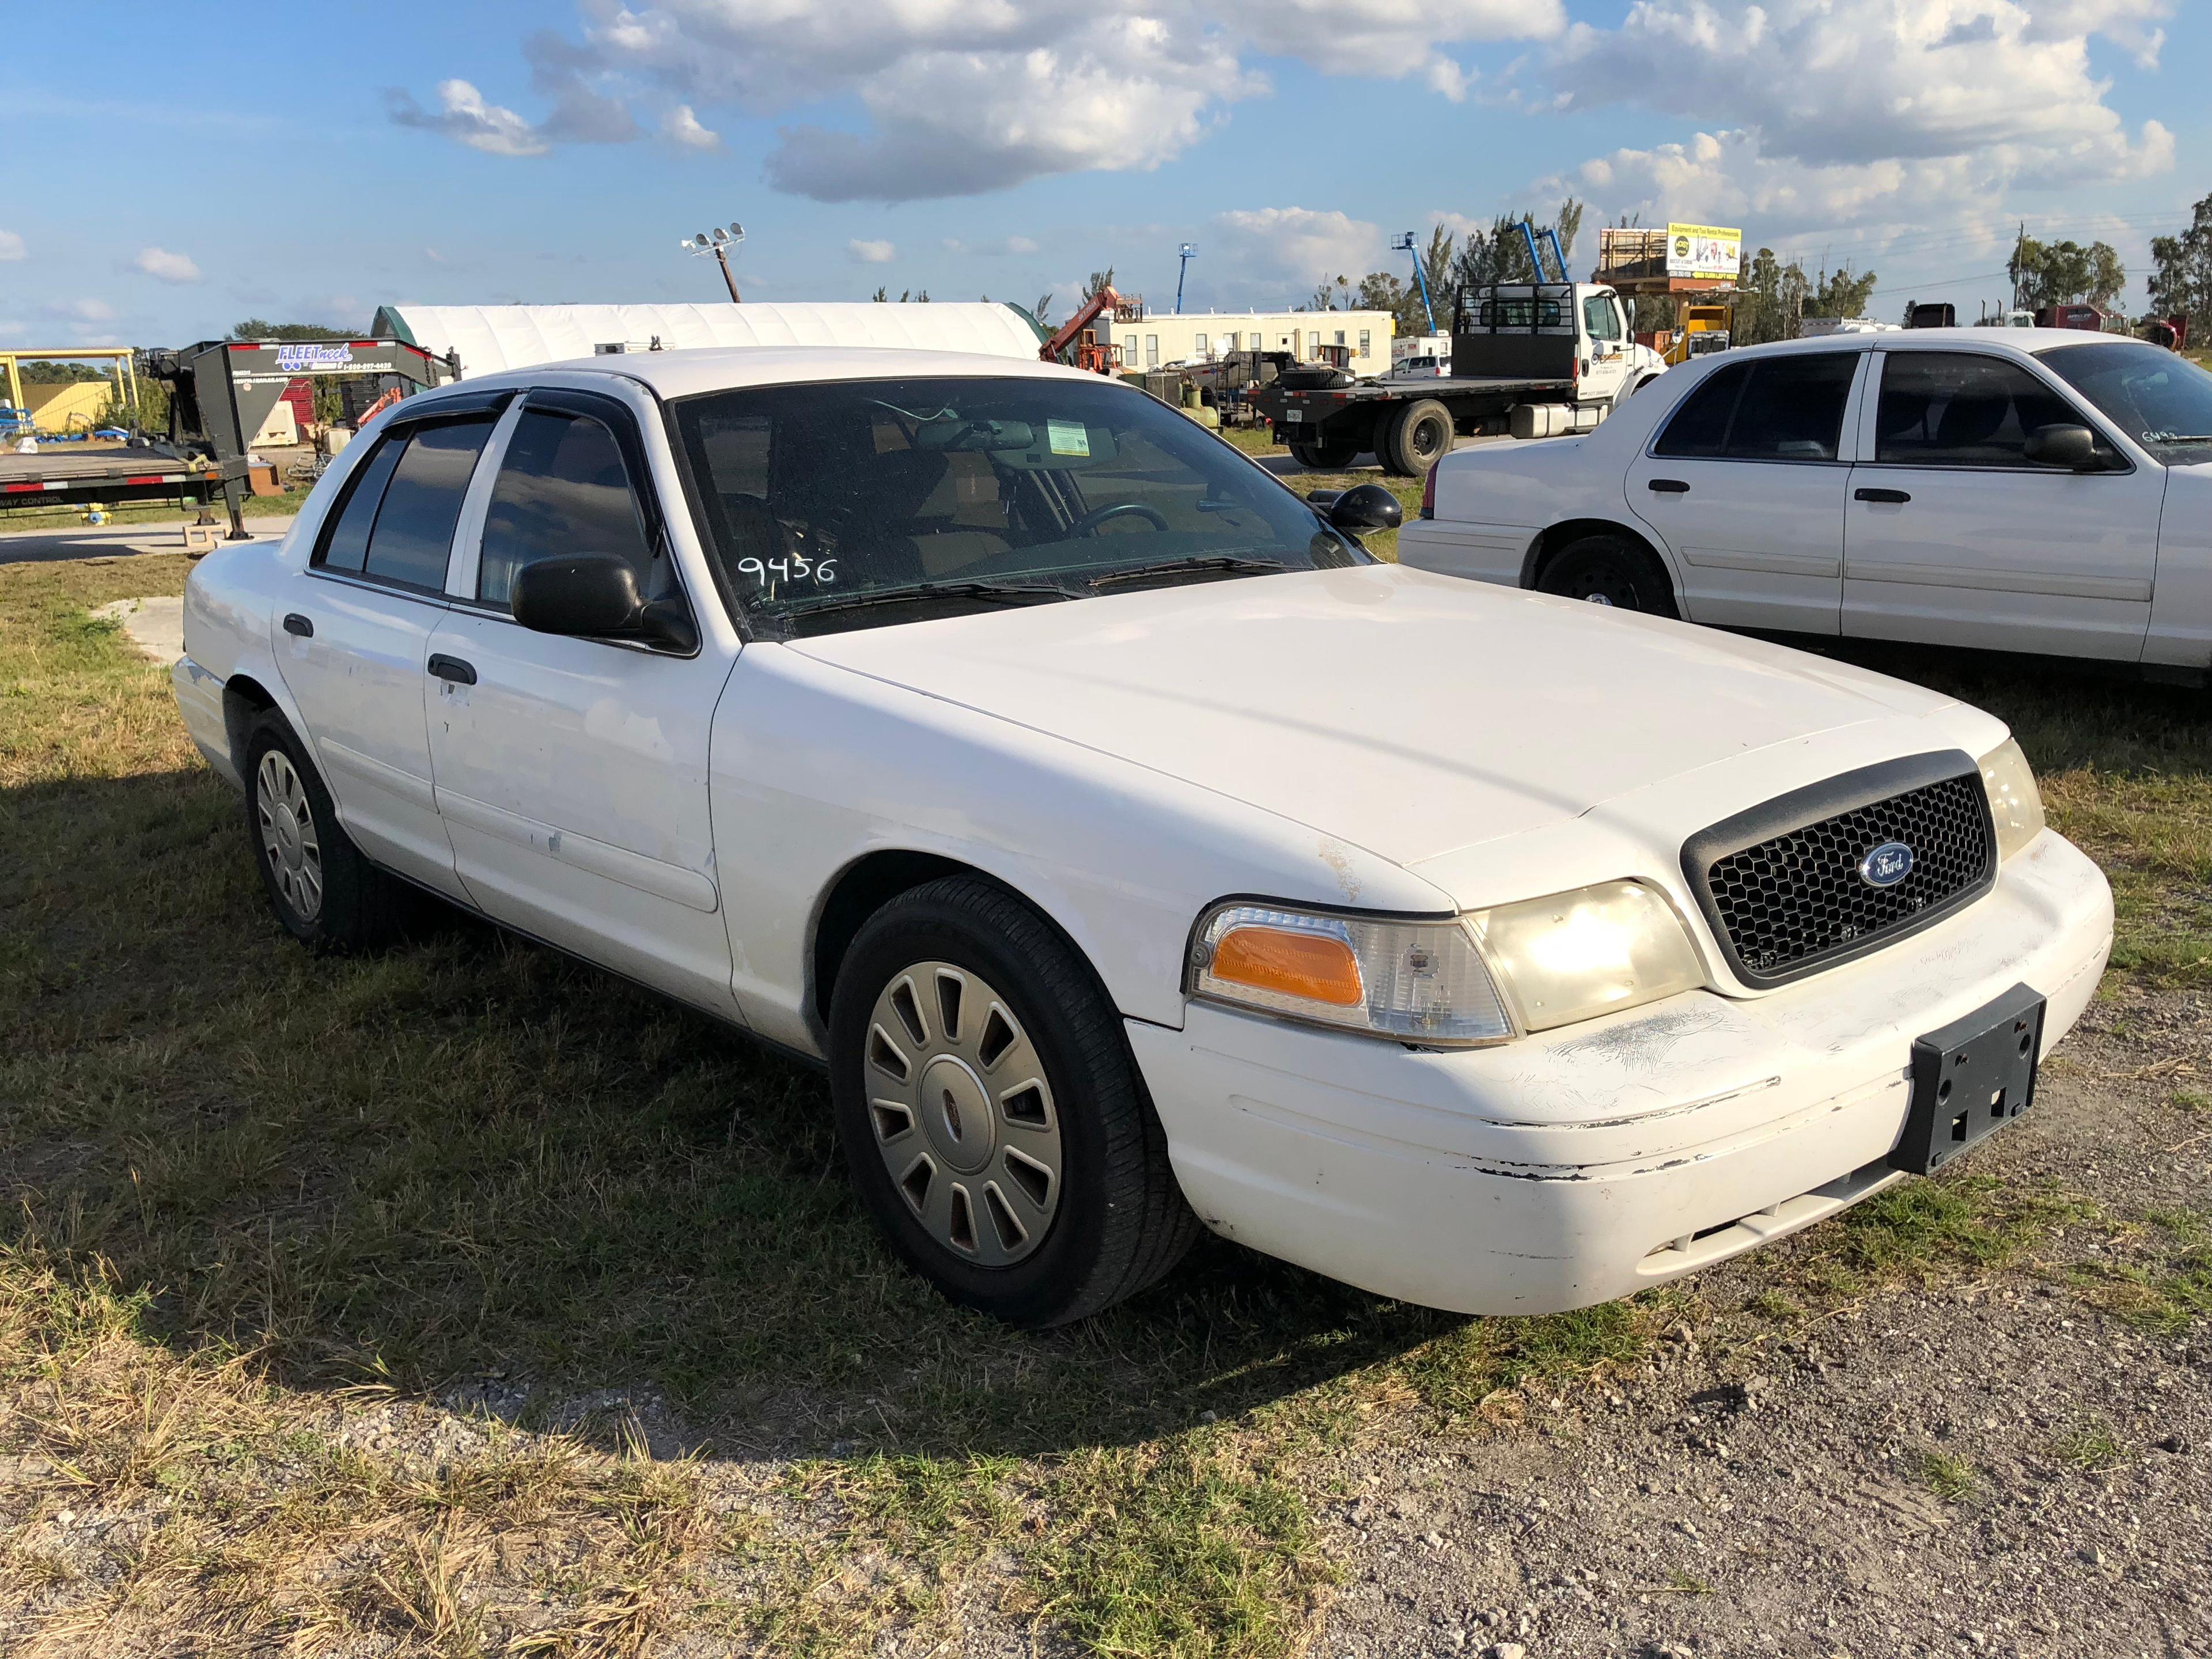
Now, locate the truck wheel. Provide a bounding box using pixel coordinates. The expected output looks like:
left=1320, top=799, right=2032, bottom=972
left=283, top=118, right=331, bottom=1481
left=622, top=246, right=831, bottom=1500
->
left=1290, top=438, right=1357, bottom=469
left=1536, top=535, right=1680, bottom=618
left=828, top=876, right=1200, bottom=1327
left=243, top=711, right=420, bottom=953
left=1381, top=399, right=1454, bottom=476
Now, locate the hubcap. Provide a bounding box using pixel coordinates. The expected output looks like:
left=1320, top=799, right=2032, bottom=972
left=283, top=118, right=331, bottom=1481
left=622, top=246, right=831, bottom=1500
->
left=863, top=961, right=1063, bottom=1267
left=255, top=749, right=324, bottom=922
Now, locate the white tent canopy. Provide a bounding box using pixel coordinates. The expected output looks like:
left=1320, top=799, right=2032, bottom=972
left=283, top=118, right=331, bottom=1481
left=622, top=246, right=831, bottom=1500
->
left=371, top=301, right=1048, bottom=378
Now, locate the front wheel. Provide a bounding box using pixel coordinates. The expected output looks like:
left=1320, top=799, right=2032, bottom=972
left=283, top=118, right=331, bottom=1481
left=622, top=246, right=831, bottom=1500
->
left=1535, top=535, right=1680, bottom=618
left=828, top=876, right=1199, bottom=1327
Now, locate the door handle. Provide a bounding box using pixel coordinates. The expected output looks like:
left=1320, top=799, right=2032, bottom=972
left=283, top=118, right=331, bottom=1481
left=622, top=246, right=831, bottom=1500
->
left=1855, top=487, right=1911, bottom=505
left=1647, top=479, right=1690, bottom=494
left=427, top=654, right=477, bottom=685
left=282, top=612, right=313, bottom=638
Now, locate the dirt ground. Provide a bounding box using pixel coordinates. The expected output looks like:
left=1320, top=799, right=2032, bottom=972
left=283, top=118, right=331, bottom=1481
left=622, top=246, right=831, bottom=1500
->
left=1316, top=983, right=2211, bottom=1659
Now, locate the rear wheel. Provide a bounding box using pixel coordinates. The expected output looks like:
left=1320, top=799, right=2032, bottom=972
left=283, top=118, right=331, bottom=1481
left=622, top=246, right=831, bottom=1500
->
left=243, top=713, right=419, bottom=952
left=1289, top=438, right=1357, bottom=469
left=1380, top=398, right=1455, bottom=476
left=828, top=876, right=1199, bottom=1327
left=1536, top=534, right=1679, bottom=618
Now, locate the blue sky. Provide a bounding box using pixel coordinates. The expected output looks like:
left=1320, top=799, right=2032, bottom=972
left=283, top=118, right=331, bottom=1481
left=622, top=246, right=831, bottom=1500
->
left=4, top=0, right=2203, bottom=350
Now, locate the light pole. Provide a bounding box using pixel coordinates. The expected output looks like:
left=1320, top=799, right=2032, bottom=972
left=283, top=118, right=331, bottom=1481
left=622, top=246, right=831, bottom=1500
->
left=1175, top=243, right=1197, bottom=314
left=681, top=222, right=745, bottom=302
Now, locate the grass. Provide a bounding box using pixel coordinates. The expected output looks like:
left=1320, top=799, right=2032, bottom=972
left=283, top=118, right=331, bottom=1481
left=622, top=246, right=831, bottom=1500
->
left=3, top=551, right=2209, bottom=1653
left=1913, top=1448, right=1978, bottom=1503
left=1217, top=423, right=1423, bottom=560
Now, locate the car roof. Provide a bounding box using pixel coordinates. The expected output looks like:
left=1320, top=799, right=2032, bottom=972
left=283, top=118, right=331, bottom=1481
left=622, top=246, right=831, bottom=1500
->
left=1727, top=327, right=2142, bottom=358
left=423, top=344, right=1087, bottom=403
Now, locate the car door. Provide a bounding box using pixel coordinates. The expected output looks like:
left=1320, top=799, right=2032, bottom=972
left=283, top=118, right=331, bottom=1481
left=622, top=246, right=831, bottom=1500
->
left=1842, top=349, right=2161, bottom=660
left=1625, top=350, right=1864, bottom=635
left=274, top=400, right=505, bottom=902
left=423, top=386, right=741, bottom=1018
left=1580, top=291, right=1633, bottom=406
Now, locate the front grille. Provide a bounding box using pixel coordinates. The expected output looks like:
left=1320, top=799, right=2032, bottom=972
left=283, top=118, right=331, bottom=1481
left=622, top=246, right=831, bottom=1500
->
left=1686, top=758, right=1996, bottom=987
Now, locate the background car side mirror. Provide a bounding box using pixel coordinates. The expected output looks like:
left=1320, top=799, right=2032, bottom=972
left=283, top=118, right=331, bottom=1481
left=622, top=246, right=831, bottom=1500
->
left=1315, top=482, right=1404, bottom=532
left=2022, top=423, right=2104, bottom=471
left=511, top=554, right=698, bottom=651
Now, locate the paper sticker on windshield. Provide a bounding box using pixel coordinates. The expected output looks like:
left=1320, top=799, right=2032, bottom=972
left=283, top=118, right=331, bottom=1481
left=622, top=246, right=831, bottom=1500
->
left=1047, top=419, right=1090, bottom=457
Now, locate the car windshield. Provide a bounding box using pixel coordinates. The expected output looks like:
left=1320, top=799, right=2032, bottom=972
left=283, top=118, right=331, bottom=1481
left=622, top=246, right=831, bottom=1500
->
left=2034, top=340, right=2212, bottom=465
left=671, top=374, right=1365, bottom=635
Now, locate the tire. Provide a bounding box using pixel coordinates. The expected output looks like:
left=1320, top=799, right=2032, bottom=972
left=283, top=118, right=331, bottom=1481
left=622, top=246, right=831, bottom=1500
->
left=242, top=711, right=419, bottom=953
left=1289, top=438, right=1357, bottom=470
left=828, top=876, right=1200, bottom=1327
left=1535, top=534, right=1680, bottom=618
left=1380, top=398, right=1455, bottom=477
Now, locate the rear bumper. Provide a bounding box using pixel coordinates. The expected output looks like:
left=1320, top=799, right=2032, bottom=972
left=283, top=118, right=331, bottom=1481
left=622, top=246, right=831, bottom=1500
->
left=172, top=655, right=240, bottom=791
left=1127, top=829, right=2112, bottom=1315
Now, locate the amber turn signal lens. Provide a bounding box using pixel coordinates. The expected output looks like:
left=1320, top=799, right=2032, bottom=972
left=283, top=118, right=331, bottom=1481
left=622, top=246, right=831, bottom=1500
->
left=1210, top=925, right=1365, bottom=1006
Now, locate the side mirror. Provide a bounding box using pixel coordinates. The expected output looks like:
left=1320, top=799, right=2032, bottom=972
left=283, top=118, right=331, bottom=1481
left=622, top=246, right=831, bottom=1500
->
left=511, top=554, right=698, bottom=651
left=2022, top=423, right=2101, bottom=470
left=1325, top=481, right=1403, bottom=532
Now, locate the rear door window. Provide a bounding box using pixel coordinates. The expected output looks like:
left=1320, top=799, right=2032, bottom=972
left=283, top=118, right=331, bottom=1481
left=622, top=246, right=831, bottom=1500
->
left=1655, top=355, right=1855, bottom=461
left=313, top=416, right=494, bottom=588
left=477, top=408, right=670, bottom=612
left=1875, top=351, right=2094, bottom=467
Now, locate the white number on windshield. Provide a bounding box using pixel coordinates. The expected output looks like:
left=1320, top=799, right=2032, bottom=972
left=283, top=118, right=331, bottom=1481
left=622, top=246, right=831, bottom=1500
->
left=737, top=555, right=836, bottom=585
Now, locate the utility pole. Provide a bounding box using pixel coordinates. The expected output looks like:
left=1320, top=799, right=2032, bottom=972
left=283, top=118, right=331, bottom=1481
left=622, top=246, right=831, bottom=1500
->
left=681, top=222, right=745, bottom=301
left=2012, top=221, right=2025, bottom=313
left=1175, top=243, right=1197, bottom=314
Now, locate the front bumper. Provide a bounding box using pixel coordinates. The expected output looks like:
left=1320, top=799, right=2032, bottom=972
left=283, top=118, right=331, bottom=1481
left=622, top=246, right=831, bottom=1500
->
left=1127, top=829, right=2112, bottom=1315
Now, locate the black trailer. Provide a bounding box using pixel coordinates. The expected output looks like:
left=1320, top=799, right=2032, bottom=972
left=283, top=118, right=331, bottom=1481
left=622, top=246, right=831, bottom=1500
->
left=1248, top=282, right=1636, bottom=475
left=143, top=337, right=458, bottom=537
left=0, top=446, right=225, bottom=518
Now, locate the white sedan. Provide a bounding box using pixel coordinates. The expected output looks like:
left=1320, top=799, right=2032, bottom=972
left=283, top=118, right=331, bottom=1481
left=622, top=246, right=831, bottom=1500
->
left=1401, top=329, right=2212, bottom=669
left=174, top=344, right=2112, bottom=1327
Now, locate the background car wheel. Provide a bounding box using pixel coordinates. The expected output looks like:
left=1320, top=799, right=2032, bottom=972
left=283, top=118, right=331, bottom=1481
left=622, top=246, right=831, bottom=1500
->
left=243, top=713, right=419, bottom=953
left=1289, top=438, right=1357, bottom=470
left=1381, top=398, right=1455, bottom=477
left=1536, top=535, right=1680, bottom=618
left=828, top=875, right=1199, bottom=1327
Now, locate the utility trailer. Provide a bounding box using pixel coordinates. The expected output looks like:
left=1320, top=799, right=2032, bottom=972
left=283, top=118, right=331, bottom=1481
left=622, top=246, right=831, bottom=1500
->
left=1248, top=279, right=1665, bottom=475
left=0, top=445, right=225, bottom=518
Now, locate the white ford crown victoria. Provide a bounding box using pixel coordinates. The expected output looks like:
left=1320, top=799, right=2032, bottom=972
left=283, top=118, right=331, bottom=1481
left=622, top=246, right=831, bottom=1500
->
left=1402, top=330, right=2212, bottom=671
left=173, top=345, right=2112, bottom=1327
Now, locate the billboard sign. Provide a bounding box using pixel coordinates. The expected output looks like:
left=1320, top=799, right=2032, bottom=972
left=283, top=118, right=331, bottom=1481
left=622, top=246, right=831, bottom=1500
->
left=1666, top=223, right=1743, bottom=282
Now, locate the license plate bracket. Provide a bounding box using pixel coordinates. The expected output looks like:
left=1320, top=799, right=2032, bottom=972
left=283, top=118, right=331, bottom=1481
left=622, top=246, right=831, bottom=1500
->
left=1888, top=982, right=2046, bottom=1176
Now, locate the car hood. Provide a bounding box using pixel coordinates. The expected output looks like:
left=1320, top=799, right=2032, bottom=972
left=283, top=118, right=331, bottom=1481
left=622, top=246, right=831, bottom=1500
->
left=784, top=565, right=1956, bottom=871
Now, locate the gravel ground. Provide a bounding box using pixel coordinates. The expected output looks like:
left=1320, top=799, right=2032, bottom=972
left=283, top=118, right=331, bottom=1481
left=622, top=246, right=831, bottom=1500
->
left=1315, top=983, right=2211, bottom=1659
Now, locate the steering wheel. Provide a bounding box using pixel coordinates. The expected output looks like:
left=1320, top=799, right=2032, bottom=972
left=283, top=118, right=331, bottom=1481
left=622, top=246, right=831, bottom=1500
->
left=1070, top=501, right=1170, bottom=537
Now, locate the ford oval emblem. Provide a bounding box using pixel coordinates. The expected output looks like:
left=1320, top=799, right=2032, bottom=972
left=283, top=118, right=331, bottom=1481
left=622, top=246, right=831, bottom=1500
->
left=1859, top=841, right=1915, bottom=888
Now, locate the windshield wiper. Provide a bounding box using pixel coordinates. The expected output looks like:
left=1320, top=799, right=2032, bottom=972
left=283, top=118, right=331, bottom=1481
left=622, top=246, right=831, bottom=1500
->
left=2144, top=433, right=2212, bottom=443
left=1088, top=555, right=1287, bottom=590
left=781, top=579, right=1080, bottom=620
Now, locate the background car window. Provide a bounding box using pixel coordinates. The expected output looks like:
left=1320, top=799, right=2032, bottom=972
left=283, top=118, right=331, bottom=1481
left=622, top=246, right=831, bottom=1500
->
left=357, top=419, right=495, bottom=590
left=1876, top=352, right=2086, bottom=467
left=1654, top=356, right=1854, bottom=461
left=478, top=409, right=665, bottom=611
left=314, top=433, right=406, bottom=575
left=1582, top=294, right=1623, bottom=342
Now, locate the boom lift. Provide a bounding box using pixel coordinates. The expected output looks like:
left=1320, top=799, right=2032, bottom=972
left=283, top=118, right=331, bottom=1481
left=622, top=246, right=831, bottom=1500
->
left=1391, top=232, right=1439, bottom=335
left=1041, top=286, right=1127, bottom=375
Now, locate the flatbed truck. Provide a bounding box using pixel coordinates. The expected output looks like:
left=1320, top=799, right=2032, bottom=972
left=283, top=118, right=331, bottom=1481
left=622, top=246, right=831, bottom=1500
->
left=1249, top=280, right=1666, bottom=475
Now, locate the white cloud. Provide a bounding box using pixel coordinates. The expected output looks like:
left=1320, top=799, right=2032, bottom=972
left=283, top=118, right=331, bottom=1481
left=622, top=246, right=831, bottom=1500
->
left=0, top=230, right=24, bottom=262
left=132, top=247, right=201, bottom=283
left=44, top=298, right=118, bottom=322
left=1542, top=0, right=2173, bottom=240
left=848, top=238, right=897, bottom=263
left=388, top=78, right=549, bottom=155
left=395, top=0, right=1566, bottom=199
left=1202, top=207, right=1385, bottom=304
left=662, top=103, right=721, bottom=149
left=945, top=236, right=1043, bottom=256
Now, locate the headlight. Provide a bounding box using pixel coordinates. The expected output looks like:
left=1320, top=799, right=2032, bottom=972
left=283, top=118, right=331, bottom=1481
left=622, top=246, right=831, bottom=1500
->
left=1189, top=880, right=1708, bottom=1045
left=1978, top=737, right=2045, bottom=861
left=1469, top=880, right=1706, bottom=1032
left=1190, top=904, right=1513, bottom=1046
